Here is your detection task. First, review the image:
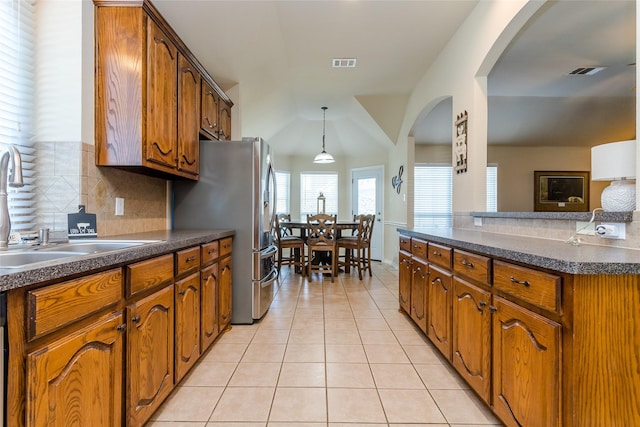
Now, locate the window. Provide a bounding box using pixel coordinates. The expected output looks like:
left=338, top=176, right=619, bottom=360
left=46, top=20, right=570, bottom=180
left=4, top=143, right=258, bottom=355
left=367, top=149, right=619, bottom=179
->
left=487, top=164, right=498, bottom=212
left=414, top=164, right=498, bottom=227
left=0, top=0, right=36, bottom=233
left=414, top=164, right=452, bottom=228
left=300, top=172, right=338, bottom=217
left=275, top=170, right=290, bottom=214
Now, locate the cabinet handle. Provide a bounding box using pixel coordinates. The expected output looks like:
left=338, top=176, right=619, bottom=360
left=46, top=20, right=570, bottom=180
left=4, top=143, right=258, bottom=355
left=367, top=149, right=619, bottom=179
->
left=186, top=256, right=196, bottom=263
left=432, top=250, right=441, bottom=257
left=461, top=259, right=474, bottom=268
left=510, top=276, right=530, bottom=287
left=131, top=315, right=141, bottom=323
left=117, top=324, right=126, bottom=332
left=205, top=116, right=217, bottom=129
left=207, top=249, right=215, bottom=255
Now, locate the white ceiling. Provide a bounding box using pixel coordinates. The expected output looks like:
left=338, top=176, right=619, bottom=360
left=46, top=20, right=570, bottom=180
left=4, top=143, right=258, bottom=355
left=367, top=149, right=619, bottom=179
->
left=153, top=0, right=636, bottom=157
left=415, top=0, right=636, bottom=147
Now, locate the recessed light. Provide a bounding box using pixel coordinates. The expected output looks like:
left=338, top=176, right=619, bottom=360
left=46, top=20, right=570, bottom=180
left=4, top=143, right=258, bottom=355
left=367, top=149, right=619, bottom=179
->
left=332, top=58, right=357, bottom=68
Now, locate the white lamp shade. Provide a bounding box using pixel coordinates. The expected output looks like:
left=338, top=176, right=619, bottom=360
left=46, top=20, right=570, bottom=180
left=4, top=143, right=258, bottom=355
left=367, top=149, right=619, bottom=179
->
left=591, top=140, right=636, bottom=181
left=313, top=151, right=335, bottom=164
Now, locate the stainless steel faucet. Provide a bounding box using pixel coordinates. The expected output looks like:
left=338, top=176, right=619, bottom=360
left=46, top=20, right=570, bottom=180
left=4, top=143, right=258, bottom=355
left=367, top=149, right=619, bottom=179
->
left=0, top=145, right=24, bottom=249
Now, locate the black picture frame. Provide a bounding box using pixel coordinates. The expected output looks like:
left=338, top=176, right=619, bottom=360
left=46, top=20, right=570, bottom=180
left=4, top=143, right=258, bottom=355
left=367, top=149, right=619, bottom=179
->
left=534, top=171, right=590, bottom=212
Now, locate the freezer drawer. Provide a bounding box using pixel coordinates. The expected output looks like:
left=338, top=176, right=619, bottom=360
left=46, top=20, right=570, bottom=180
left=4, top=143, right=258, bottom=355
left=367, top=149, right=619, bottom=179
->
left=252, top=268, right=278, bottom=319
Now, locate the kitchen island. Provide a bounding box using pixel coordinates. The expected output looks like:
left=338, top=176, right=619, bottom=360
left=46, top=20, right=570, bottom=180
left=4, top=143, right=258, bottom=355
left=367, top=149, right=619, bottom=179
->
left=397, top=227, right=640, bottom=427
left=3, top=229, right=235, bottom=427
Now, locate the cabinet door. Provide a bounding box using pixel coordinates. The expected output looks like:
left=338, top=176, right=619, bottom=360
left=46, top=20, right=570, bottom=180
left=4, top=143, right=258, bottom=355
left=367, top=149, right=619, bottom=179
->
left=26, top=312, right=124, bottom=427
left=452, top=277, right=491, bottom=402
left=492, top=296, right=561, bottom=427
left=201, top=262, right=219, bottom=351
left=127, top=285, right=174, bottom=427
left=146, top=19, right=177, bottom=169
left=175, top=273, right=200, bottom=382
left=428, top=264, right=452, bottom=360
left=218, top=101, right=231, bottom=140
left=177, top=53, right=200, bottom=177
left=200, top=80, right=220, bottom=139
left=218, top=255, right=233, bottom=332
left=410, top=257, right=428, bottom=333
left=398, top=251, right=412, bottom=313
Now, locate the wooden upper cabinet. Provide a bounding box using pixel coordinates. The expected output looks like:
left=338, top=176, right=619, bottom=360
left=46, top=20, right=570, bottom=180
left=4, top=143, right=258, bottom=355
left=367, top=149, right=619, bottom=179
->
left=146, top=19, right=178, bottom=169
left=201, top=80, right=220, bottom=139
left=177, top=54, right=200, bottom=178
left=219, top=101, right=232, bottom=141
left=94, top=0, right=232, bottom=180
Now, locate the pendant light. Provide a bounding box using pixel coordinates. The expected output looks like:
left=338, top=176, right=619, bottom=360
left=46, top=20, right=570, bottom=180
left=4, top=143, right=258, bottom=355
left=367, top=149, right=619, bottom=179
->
left=313, top=106, right=335, bottom=164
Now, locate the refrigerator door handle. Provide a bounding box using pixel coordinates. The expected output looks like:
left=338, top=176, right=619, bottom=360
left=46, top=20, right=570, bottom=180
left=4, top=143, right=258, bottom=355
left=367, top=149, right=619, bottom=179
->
left=261, top=268, right=278, bottom=287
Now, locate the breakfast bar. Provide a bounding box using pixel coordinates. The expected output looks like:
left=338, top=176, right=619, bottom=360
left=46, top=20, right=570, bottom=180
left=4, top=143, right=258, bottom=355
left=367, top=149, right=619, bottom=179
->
left=397, top=227, right=640, bottom=427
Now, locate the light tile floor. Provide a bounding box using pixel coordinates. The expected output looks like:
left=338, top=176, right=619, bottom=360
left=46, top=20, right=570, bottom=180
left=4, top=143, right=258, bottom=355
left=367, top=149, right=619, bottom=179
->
left=147, top=263, right=502, bottom=427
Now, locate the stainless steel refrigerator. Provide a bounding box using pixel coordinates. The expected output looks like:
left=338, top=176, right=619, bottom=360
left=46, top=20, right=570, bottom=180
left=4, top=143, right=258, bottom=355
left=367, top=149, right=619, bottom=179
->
left=172, top=137, right=278, bottom=324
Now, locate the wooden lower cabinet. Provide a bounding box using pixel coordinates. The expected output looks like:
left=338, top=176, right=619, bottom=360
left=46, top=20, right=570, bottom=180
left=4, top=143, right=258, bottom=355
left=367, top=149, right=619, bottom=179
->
left=175, top=272, right=201, bottom=382
left=127, top=285, right=175, bottom=427
left=26, top=312, right=125, bottom=427
left=398, top=250, right=412, bottom=313
left=410, top=256, right=428, bottom=333
left=201, top=262, right=219, bottom=350
left=452, top=277, right=491, bottom=402
left=218, top=253, right=233, bottom=332
left=427, top=264, right=452, bottom=360
left=492, top=296, right=561, bottom=427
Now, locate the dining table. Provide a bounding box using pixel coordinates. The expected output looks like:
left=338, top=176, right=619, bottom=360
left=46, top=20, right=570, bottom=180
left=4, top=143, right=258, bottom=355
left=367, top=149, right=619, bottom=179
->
left=280, top=219, right=359, bottom=273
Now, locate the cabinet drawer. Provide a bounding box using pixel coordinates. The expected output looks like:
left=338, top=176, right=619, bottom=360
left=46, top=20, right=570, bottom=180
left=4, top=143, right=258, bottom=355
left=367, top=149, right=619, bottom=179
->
left=201, top=241, right=219, bottom=266
left=399, top=235, right=411, bottom=253
left=128, top=254, right=174, bottom=296
left=453, top=249, right=491, bottom=285
left=220, top=237, right=233, bottom=256
left=176, top=246, right=201, bottom=276
left=411, top=238, right=427, bottom=260
left=428, top=242, right=452, bottom=269
left=28, top=268, right=122, bottom=340
left=494, top=260, right=561, bottom=312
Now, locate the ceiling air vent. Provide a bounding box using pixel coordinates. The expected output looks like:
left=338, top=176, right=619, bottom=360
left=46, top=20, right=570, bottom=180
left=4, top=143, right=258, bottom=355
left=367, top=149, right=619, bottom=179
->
left=568, top=66, right=607, bottom=76
left=332, top=58, right=357, bottom=68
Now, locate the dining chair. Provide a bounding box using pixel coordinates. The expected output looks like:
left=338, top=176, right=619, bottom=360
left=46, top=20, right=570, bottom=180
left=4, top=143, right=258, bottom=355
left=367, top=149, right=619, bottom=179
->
left=274, top=213, right=305, bottom=276
left=306, top=213, right=337, bottom=282
left=337, top=214, right=375, bottom=280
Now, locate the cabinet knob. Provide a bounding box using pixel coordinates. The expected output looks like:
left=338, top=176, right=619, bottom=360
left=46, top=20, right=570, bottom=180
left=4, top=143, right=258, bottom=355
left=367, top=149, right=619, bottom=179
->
left=116, top=324, right=126, bottom=332
left=489, top=306, right=497, bottom=313
left=131, top=315, right=141, bottom=323
left=479, top=301, right=487, bottom=307
left=178, top=290, right=185, bottom=296
left=186, top=256, right=196, bottom=263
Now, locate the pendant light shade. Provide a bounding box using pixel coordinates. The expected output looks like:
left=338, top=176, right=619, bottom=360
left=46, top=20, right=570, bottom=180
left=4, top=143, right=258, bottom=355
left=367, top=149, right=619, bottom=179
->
left=313, top=106, right=335, bottom=164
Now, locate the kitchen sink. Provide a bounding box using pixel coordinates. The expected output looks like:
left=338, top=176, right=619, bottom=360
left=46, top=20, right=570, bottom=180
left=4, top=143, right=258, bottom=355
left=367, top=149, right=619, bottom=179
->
left=0, top=251, right=87, bottom=269
left=0, top=239, right=163, bottom=269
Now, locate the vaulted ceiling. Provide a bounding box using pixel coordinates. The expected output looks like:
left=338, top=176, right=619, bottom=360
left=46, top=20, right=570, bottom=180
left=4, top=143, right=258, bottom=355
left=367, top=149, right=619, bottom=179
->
left=153, top=0, right=636, bottom=157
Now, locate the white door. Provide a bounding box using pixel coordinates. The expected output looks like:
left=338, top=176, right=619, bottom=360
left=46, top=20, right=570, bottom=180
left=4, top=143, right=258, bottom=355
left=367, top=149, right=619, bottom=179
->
left=351, top=166, right=383, bottom=261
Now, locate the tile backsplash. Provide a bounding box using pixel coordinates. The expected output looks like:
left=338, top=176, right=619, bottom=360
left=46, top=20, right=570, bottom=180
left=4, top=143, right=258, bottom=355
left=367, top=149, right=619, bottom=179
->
left=36, top=141, right=168, bottom=238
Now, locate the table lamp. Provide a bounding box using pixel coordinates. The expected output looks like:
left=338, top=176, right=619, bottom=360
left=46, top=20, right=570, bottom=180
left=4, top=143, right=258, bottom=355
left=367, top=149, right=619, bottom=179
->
left=591, top=140, right=636, bottom=211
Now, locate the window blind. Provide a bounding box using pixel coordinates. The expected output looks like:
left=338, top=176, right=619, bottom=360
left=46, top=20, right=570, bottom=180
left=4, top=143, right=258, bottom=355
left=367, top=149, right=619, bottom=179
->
left=414, top=164, right=452, bottom=228
left=300, top=172, right=338, bottom=217
left=414, top=164, right=499, bottom=227
left=0, top=0, right=36, bottom=233
left=275, top=170, right=290, bottom=214
left=487, top=165, right=498, bottom=212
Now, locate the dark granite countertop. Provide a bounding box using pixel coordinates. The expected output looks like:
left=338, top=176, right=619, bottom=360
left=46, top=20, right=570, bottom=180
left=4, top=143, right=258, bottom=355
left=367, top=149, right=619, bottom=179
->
left=0, top=229, right=234, bottom=292
left=397, top=227, right=640, bottom=275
